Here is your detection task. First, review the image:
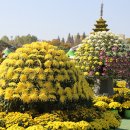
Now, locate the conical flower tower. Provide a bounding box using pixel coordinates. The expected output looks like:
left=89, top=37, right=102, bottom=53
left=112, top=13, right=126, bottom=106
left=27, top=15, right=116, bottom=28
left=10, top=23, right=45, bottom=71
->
left=93, top=1, right=109, bottom=32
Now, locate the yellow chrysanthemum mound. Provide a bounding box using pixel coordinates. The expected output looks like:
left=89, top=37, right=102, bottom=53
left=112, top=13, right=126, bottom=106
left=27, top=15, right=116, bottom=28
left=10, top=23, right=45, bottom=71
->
left=0, top=42, right=93, bottom=106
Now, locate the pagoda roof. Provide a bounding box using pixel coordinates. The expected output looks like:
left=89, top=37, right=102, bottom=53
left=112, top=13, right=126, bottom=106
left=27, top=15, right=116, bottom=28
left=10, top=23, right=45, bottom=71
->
left=96, top=17, right=106, bottom=23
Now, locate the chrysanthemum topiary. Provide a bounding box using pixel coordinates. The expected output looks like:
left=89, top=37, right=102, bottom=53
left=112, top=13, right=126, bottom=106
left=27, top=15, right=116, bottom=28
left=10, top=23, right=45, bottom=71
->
left=0, top=42, right=93, bottom=112
left=75, top=31, right=130, bottom=78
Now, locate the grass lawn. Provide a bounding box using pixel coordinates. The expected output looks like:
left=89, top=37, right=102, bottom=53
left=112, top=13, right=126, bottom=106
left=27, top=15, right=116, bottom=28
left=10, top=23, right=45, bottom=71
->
left=116, top=119, right=130, bottom=130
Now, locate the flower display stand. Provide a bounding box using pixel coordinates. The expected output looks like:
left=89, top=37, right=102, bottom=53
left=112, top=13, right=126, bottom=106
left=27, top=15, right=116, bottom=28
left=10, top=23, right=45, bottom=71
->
left=99, top=78, right=114, bottom=96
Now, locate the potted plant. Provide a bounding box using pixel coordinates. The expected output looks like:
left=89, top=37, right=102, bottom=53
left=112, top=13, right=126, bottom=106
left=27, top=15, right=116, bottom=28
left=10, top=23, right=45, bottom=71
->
left=108, top=102, right=121, bottom=114
left=94, top=101, right=109, bottom=110
left=122, top=101, right=130, bottom=119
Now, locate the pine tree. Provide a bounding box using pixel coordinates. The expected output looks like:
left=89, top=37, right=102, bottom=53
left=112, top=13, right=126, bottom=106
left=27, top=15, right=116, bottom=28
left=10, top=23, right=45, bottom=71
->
left=71, top=36, right=74, bottom=46
left=74, top=33, right=81, bottom=45
left=57, top=36, right=60, bottom=42
left=61, top=38, right=65, bottom=43
left=82, top=32, right=86, bottom=40
left=66, top=33, right=71, bottom=43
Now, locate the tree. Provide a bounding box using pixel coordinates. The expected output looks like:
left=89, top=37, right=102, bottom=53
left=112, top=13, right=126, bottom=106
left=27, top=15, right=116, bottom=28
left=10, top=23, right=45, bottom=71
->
left=71, top=36, right=74, bottom=46
left=51, top=39, right=61, bottom=46
left=82, top=32, right=86, bottom=40
left=126, top=38, right=130, bottom=44
left=0, top=40, right=12, bottom=51
left=66, top=33, right=72, bottom=44
left=1, top=36, right=9, bottom=43
left=61, top=38, right=65, bottom=44
left=12, top=34, right=38, bottom=47
left=57, top=36, right=60, bottom=42
left=74, top=33, right=81, bottom=45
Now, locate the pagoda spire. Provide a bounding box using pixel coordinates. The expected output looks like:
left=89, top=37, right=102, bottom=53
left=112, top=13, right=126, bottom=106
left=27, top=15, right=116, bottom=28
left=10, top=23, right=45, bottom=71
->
left=100, top=0, right=103, bottom=18
left=92, top=0, right=109, bottom=32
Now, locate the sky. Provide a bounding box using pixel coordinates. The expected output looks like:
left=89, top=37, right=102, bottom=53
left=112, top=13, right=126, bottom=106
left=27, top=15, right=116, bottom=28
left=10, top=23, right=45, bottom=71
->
left=0, top=0, right=130, bottom=40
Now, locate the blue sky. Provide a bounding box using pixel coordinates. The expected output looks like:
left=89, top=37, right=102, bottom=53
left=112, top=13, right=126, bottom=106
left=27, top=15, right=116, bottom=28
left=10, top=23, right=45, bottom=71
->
left=0, top=0, right=130, bottom=40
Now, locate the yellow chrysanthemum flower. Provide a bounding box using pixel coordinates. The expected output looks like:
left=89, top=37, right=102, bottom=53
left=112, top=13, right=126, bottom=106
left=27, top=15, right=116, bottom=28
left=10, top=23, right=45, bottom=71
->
left=12, top=94, right=20, bottom=99
left=116, top=80, right=126, bottom=88
left=8, top=53, right=19, bottom=59
left=0, top=88, right=4, bottom=96
left=28, top=74, right=35, bottom=80
left=98, top=62, right=103, bottom=65
left=29, top=93, right=38, bottom=101
left=6, top=67, right=14, bottom=79
left=60, top=95, right=66, bottom=103
left=26, top=82, right=33, bottom=89
left=44, top=54, right=53, bottom=60
left=25, top=59, right=34, bottom=66
left=12, top=73, right=19, bottom=80
left=48, top=94, right=57, bottom=101
left=95, top=72, right=100, bottom=76
left=47, top=75, right=54, bottom=81
left=5, top=88, right=14, bottom=100
left=57, top=87, right=64, bottom=96
left=55, top=82, right=61, bottom=88
left=14, top=68, right=22, bottom=73
left=44, top=82, right=52, bottom=88
left=21, top=92, right=30, bottom=103
left=84, top=72, right=89, bottom=76
left=39, top=93, right=48, bottom=101
left=37, top=74, right=46, bottom=80
left=20, top=74, right=27, bottom=82
left=52, top=60, right=59, bottom=67
left=35, top=67, right=43, bottom=73
left=44, top=60, right=52, bottom=68
left=15, top=60, right=24, bottom=66
left=8, top=82, right=17, bottom=87
left=55, top=74, right=64, bottom=81
left=37, top=81, right=44, bottom=87
left=59, top=61, right=65, bottom=67
left=17, top=82, right=27, bottom=90
left=0, top=79, right=6, bottom=87
left=20, top=53, right=28, bottom=59
left=22, top=67, right=34, bottom=74
left=44, top=68, right=53, bottom=73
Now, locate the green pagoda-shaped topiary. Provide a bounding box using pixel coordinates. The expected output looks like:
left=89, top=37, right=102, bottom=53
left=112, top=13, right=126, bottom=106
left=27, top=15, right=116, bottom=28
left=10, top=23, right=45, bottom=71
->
left=0, top=42, right=93, bottom=112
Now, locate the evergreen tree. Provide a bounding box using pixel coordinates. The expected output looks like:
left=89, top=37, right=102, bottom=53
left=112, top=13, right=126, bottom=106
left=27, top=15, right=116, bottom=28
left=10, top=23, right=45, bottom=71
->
left=74, top=33, right=81, bottom=45
left=71, top=36, right=74, bottom=46
left=57, top=36, right=60, bottom=42
left=66, top=33, right=74, bottom=46
left=61, top=38, right=65, bottom=43
left=66, top=33, right=71, bottom=43
left=82, top=32, right=86, bottom=40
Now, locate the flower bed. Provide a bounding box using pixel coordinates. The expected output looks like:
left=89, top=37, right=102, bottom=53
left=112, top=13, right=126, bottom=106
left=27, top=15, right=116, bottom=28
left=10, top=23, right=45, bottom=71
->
left=0, top=42, right=122, bottom=129
left=0, top=110, right=121, bottom=130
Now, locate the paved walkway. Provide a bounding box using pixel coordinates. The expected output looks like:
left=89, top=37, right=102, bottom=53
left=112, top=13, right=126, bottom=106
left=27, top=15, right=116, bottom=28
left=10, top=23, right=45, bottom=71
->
left=116, top=119, right=130, bottom=130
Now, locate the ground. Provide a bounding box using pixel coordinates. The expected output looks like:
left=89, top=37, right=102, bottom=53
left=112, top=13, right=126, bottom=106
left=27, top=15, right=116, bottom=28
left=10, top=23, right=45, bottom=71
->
left=116, top=119, right=130, bottom=130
